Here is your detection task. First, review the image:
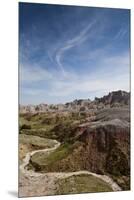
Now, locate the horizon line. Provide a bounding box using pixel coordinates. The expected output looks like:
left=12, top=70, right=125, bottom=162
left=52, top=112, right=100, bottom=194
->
left=19, top=89, right=130, bottom=106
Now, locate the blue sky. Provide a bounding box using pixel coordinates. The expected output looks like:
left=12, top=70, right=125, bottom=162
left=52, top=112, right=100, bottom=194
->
left=19, top=3, right=130, bottom=105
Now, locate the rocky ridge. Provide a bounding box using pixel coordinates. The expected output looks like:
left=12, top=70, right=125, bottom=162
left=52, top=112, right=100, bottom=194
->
left=19, top=90, right=130, bottom=113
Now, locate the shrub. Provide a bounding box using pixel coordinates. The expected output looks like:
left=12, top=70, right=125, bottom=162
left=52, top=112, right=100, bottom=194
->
left=20, top=124, right=31, bottom=130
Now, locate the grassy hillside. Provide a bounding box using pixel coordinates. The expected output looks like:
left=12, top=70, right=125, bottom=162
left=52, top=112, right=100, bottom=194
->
left=55, top=174, right=112, bottom=195
left=19, top=134, right=57, bottom=162
left=19, top=107, right=130, bottom=190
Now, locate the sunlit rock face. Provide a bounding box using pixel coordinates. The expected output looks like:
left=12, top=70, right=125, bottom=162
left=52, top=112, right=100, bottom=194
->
left=19, top=90, right=130, bottom=113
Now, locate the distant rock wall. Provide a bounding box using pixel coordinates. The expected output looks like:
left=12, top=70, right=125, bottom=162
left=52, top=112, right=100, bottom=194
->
left=19, top=90, right=130, bottom=113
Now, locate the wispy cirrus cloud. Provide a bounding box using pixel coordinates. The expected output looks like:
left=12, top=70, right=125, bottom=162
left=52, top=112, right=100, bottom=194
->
left=55, top=21, right=96, bottom=76
left=21, top=51, right=130, bottom=104
left=114, top=27, right=128, bottom=40
left=19, top=4, right=130, bottom=104
left=20, top=64, right=53, bottom=83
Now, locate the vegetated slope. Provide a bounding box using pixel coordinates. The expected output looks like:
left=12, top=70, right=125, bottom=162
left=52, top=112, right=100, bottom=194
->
left=19, top=90, right=130, bottom=190
left=55, top=174, right=112, bottom=195
left=19, top=134, right=57, bottom=162
left=30, top=107, right=130, bottom=190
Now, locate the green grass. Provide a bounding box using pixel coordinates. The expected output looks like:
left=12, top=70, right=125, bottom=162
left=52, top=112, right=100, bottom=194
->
left=56, top=174, right=113, bottom=195
left=19, top=112, right=77, bottom=136
left=19, top=116, right=30, bottom=126
left=31, top=123, right=54, bottom=130
left=19, top=112, right=85, bottom=129
left=31, top=143, right=72, bottom=166
left=19, top=112, right=80, bottom=143
left=19, top=134, right=56, bottom=148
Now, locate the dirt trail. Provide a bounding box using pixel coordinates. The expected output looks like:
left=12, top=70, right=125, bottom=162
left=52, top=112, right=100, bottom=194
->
left=19, top=139, right=121, bottom=197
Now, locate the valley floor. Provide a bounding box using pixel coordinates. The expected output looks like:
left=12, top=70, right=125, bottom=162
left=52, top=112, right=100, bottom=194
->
left=19, top=136, right=121, bottom=197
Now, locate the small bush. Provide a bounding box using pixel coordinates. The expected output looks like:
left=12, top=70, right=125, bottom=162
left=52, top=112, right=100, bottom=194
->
left=20, top=124, right=31, bottom=130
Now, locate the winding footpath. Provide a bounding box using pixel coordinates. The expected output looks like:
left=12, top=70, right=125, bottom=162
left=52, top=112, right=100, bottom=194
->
left=19, top=139, right=121, bottom=197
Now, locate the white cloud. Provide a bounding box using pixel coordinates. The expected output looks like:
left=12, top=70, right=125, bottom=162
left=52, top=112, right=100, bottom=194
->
left=114, top=27, right=128, bottom=40
left=55, top=21, right=96, bottom=76
left=20, top=64, right=53, bottom=83
left=102, top=53, right=129, bottom=66
left=20, top=51, right=130, bottom=104
left=21, top=72, right=129, bottom=101
left=49, top=73, right=129, bottom=98
left=20, top=28, right=130, bottom=105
